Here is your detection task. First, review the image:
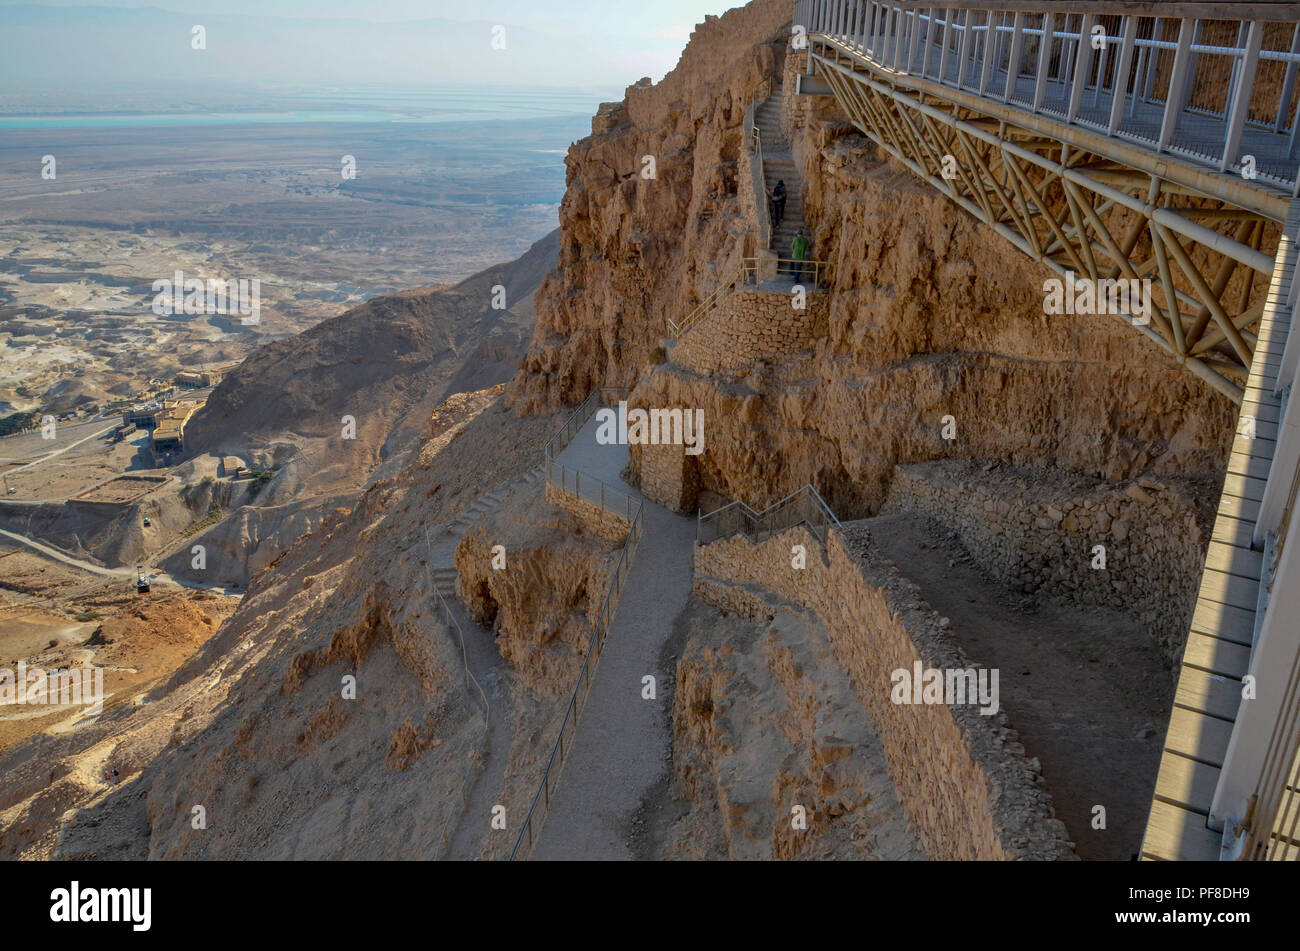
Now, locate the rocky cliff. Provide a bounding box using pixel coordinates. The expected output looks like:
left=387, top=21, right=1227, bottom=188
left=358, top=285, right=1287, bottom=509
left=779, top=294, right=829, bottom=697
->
left=510, top=14, right=1235, bottom=520
left=508, top=0, right=794, bottom=411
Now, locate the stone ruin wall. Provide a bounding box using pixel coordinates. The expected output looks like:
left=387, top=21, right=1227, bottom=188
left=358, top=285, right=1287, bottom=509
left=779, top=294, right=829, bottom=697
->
left=694, top=524, right=1077, bottom=861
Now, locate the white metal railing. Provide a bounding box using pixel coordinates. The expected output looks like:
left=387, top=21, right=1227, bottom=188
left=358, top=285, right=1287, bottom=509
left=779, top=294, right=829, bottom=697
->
left=796, top=1, right=1300, bottom=190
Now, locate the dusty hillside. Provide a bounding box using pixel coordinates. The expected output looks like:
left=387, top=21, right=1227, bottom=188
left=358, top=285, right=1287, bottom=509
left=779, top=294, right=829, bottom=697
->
left=138, top=229, right=558, bottom=585
left=190, top=227, right=557, bottom=494
left=0, top=387, right=571, bottom=859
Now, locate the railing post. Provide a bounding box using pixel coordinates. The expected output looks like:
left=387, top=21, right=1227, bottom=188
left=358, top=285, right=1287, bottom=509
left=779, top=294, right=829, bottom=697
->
left=1070, top=14, right=1096, bottom=124
left=907, top=7, right=921, bottom=73
left=955, top=9, right=973, bottom=89
left=1159, top=19, right=1195, bottom=152
left=1034, top=13, right=1055, bottom=112
left=920, top=5, right=935, bottom=77
left=892, top=4, right=907, bottom=71
left=1220, top=20, right=1263, bottom=172
left=1142, top=17, right=1161, bottom=103
left=1090, top=24, right=1109, bottom=109
left=938, top=7, right=952, bottom=83
left=979, top=10, right=996, bottom=94
left=1003, top=13, right=1025, bottom=103
left=1278, top=24, right=1300, bottom=132
left=1179, top=19, right=1203, bottom=121
left=1107, top=16, right=1139, bottom=133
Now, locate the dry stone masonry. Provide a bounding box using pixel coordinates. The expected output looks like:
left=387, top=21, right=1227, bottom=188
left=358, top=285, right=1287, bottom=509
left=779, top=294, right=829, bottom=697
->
left=694, top=523, right=1076, bottom=861
left=672, top=288, right=829, bottom=377
left=543, top=482, right=632, bottom=544
left=882, top=459, right=1209, bottom=667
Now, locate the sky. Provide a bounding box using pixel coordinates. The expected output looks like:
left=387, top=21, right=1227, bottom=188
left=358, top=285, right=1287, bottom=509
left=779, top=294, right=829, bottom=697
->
left=0, top=1, right=745, bottom=92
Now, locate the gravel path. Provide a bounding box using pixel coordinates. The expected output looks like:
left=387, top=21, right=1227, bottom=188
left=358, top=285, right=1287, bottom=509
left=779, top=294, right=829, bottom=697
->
left=530, top=415, right=696, bottom=860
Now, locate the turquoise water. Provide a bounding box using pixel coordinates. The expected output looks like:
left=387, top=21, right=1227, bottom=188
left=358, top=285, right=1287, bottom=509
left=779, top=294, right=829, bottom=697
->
left=0, top=85, right=614, bottom=130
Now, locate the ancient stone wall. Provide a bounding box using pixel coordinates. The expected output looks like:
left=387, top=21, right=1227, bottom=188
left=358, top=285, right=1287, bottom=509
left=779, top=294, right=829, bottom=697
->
left=544, top=482, right=632, bottom=543
left=672, top=288, right=829, bottom=377
left=694, top=523, right=1076, bottom=861
left=637, top=442, right=702, bottom=513
left=881, top=460, right=1208, bottom=666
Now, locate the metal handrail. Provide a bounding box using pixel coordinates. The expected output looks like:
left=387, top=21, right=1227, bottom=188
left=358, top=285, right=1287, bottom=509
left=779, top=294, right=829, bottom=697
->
left=741, top=256, right=827, bottom=288
left=697, top=483, right=841, bottom=548
left=545, top=461, right=639, bottom=524
left=423, top=527, right=490, bottom=720
left=667, top=268, right=745, bottom=340
left=509, top=495, right=645, bottom=859
left=542, top=386, right=629, bottom=467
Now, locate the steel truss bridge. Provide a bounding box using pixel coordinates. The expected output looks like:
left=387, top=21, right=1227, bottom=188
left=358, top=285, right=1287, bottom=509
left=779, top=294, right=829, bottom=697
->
left=794, top=0, right=1300, bottom=861
left=796, top=0, right=1300, bottom=401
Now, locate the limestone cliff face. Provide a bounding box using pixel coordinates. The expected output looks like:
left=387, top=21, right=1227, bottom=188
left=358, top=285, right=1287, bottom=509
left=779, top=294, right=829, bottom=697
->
left=511, top=11, right=1236, bottom=520
left=507, top=0, right=793, bottom=412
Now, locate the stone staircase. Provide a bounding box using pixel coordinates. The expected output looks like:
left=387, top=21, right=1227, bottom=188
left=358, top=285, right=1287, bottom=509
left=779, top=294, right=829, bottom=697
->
left=753, top=96, right=806, bottom=255
left=437, top=464, right=544, bottom=594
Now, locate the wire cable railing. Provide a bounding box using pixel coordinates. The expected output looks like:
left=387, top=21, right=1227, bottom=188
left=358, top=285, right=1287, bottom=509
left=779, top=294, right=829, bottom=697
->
left=422, top=526, right=490, bottom=721
left=697, top=483, right=841, bottom=548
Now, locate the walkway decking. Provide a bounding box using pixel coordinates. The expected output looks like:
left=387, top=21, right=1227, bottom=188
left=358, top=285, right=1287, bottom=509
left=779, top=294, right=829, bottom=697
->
left=1141, top=198, right=1298, bottom=860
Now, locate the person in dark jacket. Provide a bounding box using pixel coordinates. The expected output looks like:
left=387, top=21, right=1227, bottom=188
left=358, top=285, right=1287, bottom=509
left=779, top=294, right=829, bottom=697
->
left=771, top=180, right=787, bottom=228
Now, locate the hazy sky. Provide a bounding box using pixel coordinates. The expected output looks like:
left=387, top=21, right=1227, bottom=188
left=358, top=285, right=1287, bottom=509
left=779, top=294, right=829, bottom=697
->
left=0, top=1, right=746, bottom=91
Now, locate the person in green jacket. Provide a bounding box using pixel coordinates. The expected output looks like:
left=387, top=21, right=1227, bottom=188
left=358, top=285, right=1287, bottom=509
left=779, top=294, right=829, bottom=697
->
left=791, top=228, right=811, bottom=283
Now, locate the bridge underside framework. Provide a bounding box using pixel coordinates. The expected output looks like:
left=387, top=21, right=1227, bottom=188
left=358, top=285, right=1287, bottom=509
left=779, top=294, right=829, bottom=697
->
left=800, top=3, right=1300, bottom=862
left=806, top=25, right=1294, bottom=403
